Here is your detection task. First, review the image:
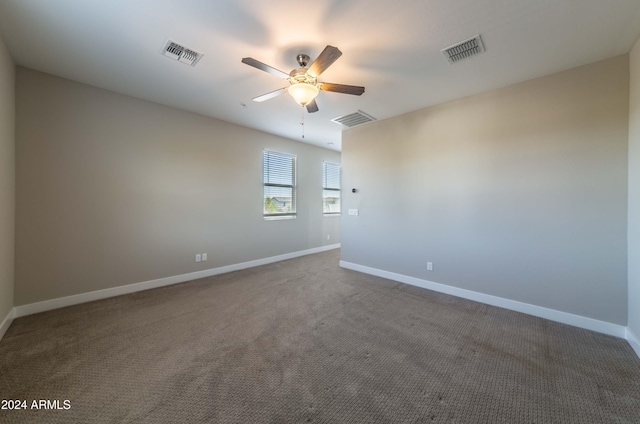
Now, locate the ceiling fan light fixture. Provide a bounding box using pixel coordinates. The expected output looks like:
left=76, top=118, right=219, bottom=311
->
left=288, top=83, right=319, bottom=106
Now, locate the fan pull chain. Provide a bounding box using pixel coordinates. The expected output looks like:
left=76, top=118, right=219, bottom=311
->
left=300, top=106, right=305, bottom=139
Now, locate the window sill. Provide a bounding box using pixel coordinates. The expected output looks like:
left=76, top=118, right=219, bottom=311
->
left=264, top=215, right=297, bottom=221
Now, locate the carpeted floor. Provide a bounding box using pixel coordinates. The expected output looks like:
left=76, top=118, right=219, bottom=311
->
left=1, top=249, right=639, bottom=423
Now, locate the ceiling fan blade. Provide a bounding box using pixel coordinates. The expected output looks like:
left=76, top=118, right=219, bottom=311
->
left=319, top=82, right=365, bottom=96
left=306, top=99, right=319, bottom=113
left=241, top=57, right=290, bottom=79
left=252, top=87, right=288, bottom=102
left=307, top=46, right=342, bottom=77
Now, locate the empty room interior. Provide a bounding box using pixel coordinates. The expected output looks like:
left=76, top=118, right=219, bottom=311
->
left=1, top=1, right=640, bottom=422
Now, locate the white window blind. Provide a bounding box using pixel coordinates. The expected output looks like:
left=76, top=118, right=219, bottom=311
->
left=263, top=150, right=297, bottom=217
left=323, top=162, right=341, bottom=214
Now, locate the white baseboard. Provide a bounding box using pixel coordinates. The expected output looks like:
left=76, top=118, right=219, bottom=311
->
left=627, top=328, right=640, bottom=358
left=14, top=244, right=341, bottom=319
left=0, top=307, right=14, bottom=341
left=339, top=261, right=628, bottom=340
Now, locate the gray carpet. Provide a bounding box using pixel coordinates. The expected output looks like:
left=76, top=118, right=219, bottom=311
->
left=1, top=250, right=639, bottom=423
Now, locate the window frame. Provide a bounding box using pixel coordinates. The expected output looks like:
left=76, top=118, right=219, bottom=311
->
left=263, top=149, right=297, bottom=220
left=322, top=161, right=341, bottom=216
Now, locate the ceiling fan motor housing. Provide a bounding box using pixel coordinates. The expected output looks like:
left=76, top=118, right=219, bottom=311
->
left=289, top=68, right=317, bottom=85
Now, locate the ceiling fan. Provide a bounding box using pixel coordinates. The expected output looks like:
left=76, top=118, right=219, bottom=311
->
left=241, top=45, right=365, bottom=113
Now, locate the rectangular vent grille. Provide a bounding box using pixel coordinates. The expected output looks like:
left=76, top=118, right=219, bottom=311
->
left=162, top=40, right=203, bottom=67
left=331, top=110, right=376, bottom=128
left=442, top=35, right=485, bottom=63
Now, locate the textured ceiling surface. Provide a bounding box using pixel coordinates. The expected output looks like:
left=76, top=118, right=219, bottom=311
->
left=1, top=0, right=639, bottom=150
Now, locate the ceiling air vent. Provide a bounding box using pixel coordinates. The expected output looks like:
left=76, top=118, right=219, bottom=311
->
left=331, top=110, right=376, bottom=128
left=162, top=40, right=203, bottom=67
left=442, top=35, right=485, bottom=64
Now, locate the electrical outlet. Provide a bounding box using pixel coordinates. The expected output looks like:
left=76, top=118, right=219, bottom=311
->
left=202, top=253, right=207, bottom=261
left=195, top=254, right=202, bottom=262
left=327, top=235, right=331, bottom=240
left=427, top=262, right=433, bottom=271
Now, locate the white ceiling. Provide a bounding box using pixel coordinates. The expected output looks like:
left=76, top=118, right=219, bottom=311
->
left=1, top=0, right=639, bottom=151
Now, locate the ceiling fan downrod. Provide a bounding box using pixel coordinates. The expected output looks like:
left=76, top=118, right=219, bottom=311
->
left=296, top=54, right=310, bottom=67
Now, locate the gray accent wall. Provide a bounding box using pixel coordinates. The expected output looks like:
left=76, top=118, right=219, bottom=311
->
left=342, top=55, right=629, bottom=325
left=629, top=39, right=640, bottom=338
left=15, top=68, right=340, bottom=306
left=0, top=35, right=14, bottom=323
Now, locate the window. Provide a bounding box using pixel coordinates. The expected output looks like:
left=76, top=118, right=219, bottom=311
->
left=263, top=150, right=296, bottom=218
left=323, top=161, right=341, bottom=214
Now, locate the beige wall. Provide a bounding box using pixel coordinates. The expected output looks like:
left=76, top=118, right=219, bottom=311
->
left=342, top=55, right=629, bottom=325
left=0, top=35, right=15, bottom=323
left=629, top=39, right=640, bottom=338
left=15, top=68, right=340, bottom=306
